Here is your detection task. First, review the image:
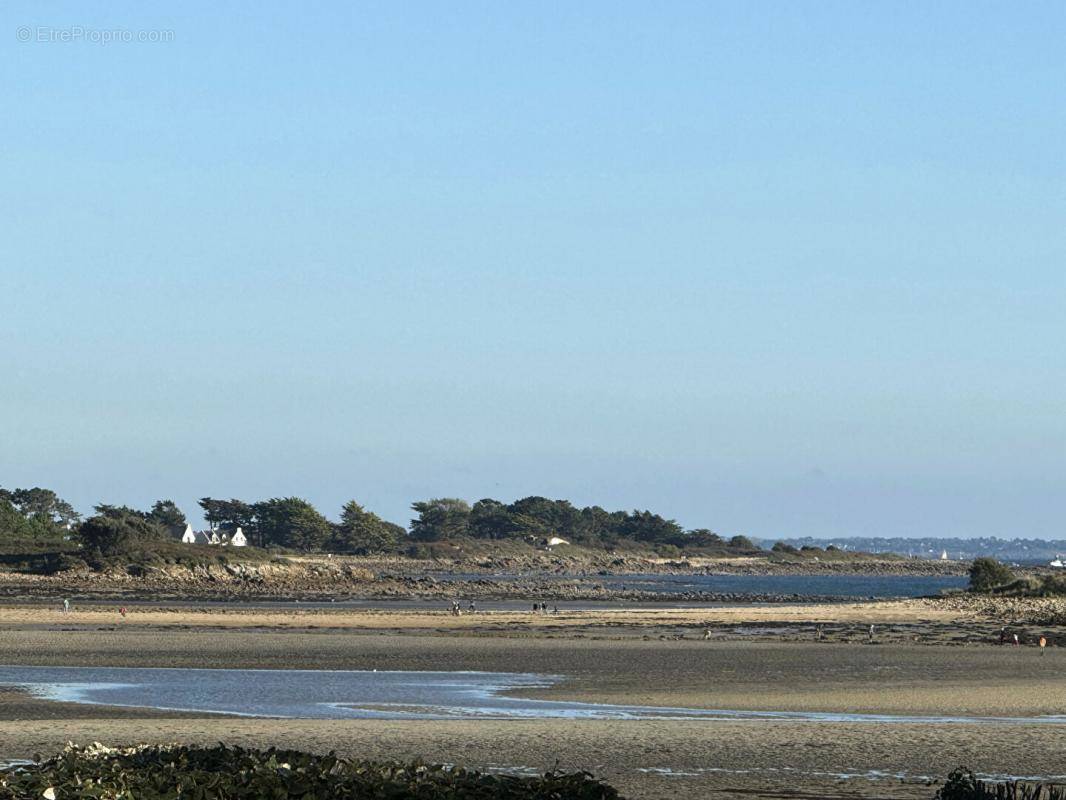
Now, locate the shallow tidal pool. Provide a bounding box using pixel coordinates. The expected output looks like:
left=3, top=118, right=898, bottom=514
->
left=2, top=665, right=1064, bottom=724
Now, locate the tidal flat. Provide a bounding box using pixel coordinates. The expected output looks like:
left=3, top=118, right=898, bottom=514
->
left=1, top=602, right=1065, bottom=799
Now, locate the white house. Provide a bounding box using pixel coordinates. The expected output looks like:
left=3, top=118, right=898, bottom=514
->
left=177, top=524, right=249, bottom=547
left=178, top=527, right=214, bottom=545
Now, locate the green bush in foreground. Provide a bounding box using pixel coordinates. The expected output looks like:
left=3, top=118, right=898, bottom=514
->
left=0, top=743, right=619, bottom=800
left=968, top=557, right=1015, bottom=593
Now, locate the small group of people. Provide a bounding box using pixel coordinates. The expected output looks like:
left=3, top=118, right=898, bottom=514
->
left=532, top=602, right=558, bottom=614
left=449, top=600, right=476, bottom=616
left=999, top=627, right=1048, bottom=652
left=999, top=627, right=1020, bottom=646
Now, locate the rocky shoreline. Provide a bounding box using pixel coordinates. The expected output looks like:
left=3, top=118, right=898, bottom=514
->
left=395, top=552, right=969, bottom=577
left=0, top=554, right=969, bottom=604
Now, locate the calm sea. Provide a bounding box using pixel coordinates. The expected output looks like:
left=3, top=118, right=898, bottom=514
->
left=597, top=573, right=969, bottom=598
left=435, top=572, right=969, bottom=598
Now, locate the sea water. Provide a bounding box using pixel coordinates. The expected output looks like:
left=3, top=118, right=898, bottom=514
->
left=0, top=665, right=1061, bottom=724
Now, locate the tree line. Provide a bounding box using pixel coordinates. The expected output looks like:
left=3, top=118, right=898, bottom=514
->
left=0, top=486, right=80, bottom=541
left=408, top=496, right=756, bottom=552
left=198, top=497, right=404, bottom=553
left=1, top=485, right=759, bottom=557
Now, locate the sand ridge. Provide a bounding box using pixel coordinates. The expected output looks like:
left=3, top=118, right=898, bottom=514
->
left=0, top=597, right=973, bottom=630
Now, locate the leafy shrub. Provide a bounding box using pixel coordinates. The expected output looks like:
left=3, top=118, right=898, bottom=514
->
left=935, top=766, right=1066, bottom=799
left=984, top=574, right=1066, bottom=598
left=407, top=542, right=432, bottom=559
left=73, top=540, right=278, bottom=574
left=936, top=768, right=982, bottom=799
left=0, top=744, right=619, bottom=799
left=77, top=507, right=168, bottom=557
left=968, top=558, right=1015, bottom=593
left=406, top=541, right=458, bottom=559
left=42, top=553, right=87, bottom=574
left=82, top=545, right=106, bottom=570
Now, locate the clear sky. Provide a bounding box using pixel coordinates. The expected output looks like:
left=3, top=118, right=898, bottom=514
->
left=1, top=2, right=1063, bottom=539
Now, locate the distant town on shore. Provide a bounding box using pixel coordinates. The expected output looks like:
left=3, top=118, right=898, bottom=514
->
left=776, top=537, right=1066, bottom=564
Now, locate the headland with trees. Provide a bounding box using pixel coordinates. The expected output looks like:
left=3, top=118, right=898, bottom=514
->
left=0, top=484, right=968, bottom=587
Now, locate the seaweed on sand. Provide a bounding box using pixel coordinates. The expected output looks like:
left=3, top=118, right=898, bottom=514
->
left=0, top=742, right=619, bottom=799
left=936, top=768, right=1066, bottom=800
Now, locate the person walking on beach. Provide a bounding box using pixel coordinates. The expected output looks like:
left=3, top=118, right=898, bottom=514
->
left=868, top=624, right=875, bottom=643
left=1013, top=633, right=1020, bottom=647
left=999, top=627, right=1007, bottom=645
left=1040, top=636, right=1047, bottom=654
left=62, top=598, right=70, bottom=614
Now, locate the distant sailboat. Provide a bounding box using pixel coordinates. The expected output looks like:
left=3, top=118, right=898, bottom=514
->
left=940, top=549, right=949, bottom=560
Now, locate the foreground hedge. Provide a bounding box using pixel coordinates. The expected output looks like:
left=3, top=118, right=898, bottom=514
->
left=936, top=768, right=1066, bottom=800
left=0, top=743, right=619, bottom=799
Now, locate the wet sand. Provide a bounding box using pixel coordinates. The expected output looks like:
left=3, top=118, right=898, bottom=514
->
left=1, top=712, right=1063, bottom=799
left=0, top=597, right=971, bottom=630
left=1, top=604, right=1065, bottom=798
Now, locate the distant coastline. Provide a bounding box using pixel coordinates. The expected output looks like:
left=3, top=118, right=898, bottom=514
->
left=0, top=548, right=971, bottom=604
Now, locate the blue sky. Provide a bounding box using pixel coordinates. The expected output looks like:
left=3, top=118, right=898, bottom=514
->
left=1, top=2, right=1064, bottom=538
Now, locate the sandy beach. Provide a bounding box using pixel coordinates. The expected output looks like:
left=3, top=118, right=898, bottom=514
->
left=1, top=602, right=1065, bottom=798
left=0, top=595, right=1007, bottom=631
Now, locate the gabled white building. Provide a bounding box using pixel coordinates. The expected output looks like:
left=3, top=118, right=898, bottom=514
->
left=179, top=527, right=214, bottom=545
left=177, top=524, right=249, bottom=547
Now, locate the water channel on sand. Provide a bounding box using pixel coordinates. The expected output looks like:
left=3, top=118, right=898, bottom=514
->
left=1, top=665, right=1063, bottom=724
